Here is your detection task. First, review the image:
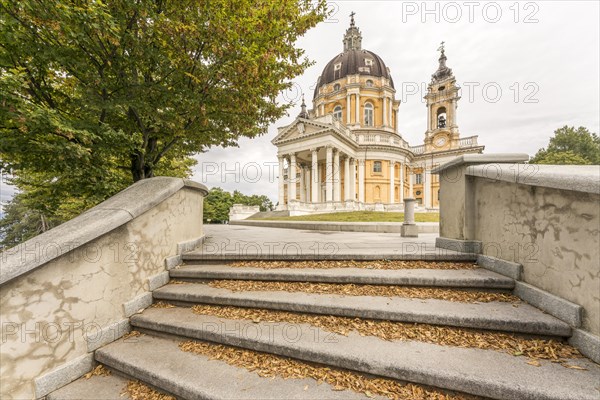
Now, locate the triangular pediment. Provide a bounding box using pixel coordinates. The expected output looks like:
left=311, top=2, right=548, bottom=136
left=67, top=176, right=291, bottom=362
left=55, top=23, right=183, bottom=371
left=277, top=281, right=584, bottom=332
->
left=271, top=118, right=335, bottom=145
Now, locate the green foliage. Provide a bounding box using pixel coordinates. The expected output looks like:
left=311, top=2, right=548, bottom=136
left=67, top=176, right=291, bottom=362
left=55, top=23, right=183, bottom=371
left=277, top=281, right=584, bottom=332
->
left=203, top=187, right=273, bottom=223
left=0, top=192, right=61, bottom=249
left=0, top=0, right=327, bottom=246
left=530, top=126, right=600, bottom=165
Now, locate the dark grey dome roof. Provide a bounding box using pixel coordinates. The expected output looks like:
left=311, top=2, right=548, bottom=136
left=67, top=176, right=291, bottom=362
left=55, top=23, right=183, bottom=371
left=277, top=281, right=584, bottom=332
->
left=313, top=49, right=394, bottom=99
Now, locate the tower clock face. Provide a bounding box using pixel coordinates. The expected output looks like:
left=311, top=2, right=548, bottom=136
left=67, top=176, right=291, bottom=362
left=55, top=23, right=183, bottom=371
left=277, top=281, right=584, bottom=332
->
left=434, top=135, right=448, bottom=147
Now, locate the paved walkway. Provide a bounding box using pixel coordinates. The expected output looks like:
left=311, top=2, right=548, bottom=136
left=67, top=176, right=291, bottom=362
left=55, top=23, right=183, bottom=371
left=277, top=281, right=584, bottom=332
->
left=186, top=225, right=474, bottom=260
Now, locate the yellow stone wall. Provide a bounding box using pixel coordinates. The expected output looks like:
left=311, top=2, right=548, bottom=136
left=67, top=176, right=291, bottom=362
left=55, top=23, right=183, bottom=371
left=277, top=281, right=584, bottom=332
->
left=320, top=76, right=397, bottom=130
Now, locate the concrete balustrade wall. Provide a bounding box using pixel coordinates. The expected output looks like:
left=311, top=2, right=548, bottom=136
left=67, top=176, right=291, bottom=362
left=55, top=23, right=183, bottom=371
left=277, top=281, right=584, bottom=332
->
left=434, top=155, right=600, bottom=341
left=0, top=177, right=208, bottom=400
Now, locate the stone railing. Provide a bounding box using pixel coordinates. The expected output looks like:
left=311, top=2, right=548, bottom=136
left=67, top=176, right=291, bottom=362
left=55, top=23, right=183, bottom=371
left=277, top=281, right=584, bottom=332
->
left=0, top=177, right=208, bottom=399
left=287, top=199, right=405, bottom=216
left=355, top=132, right=409, bottom=149
left=229, top=204, right=260, bottom=221
left=458, top=135, right=479, bottom=147
left=433, top=154, right=600, bottom=361
left=409, top=144, right=426, bottom=154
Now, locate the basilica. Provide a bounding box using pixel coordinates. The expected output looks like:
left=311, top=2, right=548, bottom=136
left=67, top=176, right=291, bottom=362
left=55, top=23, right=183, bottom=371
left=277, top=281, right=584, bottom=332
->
left=272, top=15, right=484, bottom=214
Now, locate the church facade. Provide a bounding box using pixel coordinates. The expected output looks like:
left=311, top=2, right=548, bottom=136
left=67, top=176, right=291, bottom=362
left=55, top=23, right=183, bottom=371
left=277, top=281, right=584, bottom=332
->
left=272, top=15, right=484, bottom=214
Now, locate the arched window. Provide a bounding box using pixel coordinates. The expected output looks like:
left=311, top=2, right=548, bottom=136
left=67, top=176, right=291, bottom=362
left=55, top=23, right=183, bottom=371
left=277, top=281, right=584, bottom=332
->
left=373, top=161, right=382, bottom=173
left=333, top=83, right=341, bottom=91
left=437, top=107, right=447, bottom=128
left=333, top=105, right=342, bottom=120
left=364, top=102, right=374, bottom=126
left=366, top=79, right=374, bottom=87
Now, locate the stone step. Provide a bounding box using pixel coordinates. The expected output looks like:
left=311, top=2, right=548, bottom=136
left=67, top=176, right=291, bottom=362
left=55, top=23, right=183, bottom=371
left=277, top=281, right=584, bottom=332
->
left=153, top=283, right=571, bottom=337
left=171, top=264, right=515, bottom=289
left=47, top=373, right=133, bottom=400
left=131, top=307, right=600, bottom=400
left=182, top=253, right=478, bottom=262
left=95, top=333, right=373, bottom=400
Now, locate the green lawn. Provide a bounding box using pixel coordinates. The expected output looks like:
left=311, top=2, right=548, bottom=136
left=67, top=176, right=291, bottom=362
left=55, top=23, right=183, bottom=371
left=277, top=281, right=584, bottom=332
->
left=251, top=211, right=439, bottom=223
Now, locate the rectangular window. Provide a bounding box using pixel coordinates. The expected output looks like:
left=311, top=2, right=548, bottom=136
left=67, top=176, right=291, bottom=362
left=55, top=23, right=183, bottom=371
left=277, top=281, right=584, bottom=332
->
left=373, top=161, right=382, bottom=173
left=415, top=174, right=423, bottom=184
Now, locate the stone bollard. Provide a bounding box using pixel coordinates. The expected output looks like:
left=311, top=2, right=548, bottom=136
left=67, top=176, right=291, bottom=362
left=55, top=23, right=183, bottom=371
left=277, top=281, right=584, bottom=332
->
left=401, top=198, right=419, bottom=237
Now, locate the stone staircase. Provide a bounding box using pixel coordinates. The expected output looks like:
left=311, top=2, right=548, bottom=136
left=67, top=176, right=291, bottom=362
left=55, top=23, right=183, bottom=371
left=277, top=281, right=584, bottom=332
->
left=49, top=258, right=600, bottom=400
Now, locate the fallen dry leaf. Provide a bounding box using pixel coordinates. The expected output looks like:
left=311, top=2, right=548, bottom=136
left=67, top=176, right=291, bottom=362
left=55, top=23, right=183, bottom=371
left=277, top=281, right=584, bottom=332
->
left=230, top=260, right=477, bottom=270
left=123, top=380, right=175, bottom=400
left=189, top=304, right=581, bottom=361
left=208, top=280, right=520, bottom=303
left=84, top=365, right=111, bottom=379
left=179, top=339, right=481, bottom=400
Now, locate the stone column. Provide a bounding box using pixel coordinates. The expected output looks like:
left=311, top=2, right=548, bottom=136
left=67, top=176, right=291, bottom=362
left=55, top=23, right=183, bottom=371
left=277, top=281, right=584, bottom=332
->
left=399, top=162, right=405, bottom=203
left=355, top=94, right=360, bottom=125
left=304, top=166, right=310, bottom=202
left=333, top=149, right=341, bottom=202
left=299, top=165, right=305, bottom=202
left=409, top=167, right=414, bottom=197
left=343, top=156, right=350, bottom=200
left=358, top=159, right=365, bottom=203
left=278, top=155, right=285, bottom=206
left=288, top=153, right=296, bottom=202
left=325, top=146, right=333, bottom=202
left=423, top=167, right=432, bottom=209
left=389, top=97, right=393, bottom=127
left=383, top=97, right=387, bottom=127
left=349, top=158, right=356, bottom=200
left=401, top=198, right=418, bottom=237
left=346, top=95, right=351, bottom=125
left=389, top=160, right=395, bottom=204
left=317, top=163, right=322, bottom=202
left=310, top=148, right=319, bottom=203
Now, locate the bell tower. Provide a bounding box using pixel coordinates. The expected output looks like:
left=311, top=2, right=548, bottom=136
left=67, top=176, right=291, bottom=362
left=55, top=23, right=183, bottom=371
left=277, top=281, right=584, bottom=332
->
left=424, top=42, right=461, bottom=151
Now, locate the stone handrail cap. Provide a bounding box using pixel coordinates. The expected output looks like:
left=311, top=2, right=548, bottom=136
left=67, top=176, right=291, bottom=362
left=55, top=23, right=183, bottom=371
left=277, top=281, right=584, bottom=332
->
left=0, top=177, right=208, bottom=286
left=432, top=153, right=529, bottom=174
left=467, top=164, right=600, bottom=194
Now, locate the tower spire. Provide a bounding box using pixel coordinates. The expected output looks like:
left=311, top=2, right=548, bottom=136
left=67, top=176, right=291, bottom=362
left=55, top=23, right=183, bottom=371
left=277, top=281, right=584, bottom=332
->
left=343, top=12, right=362, bottom=51
left=297, top=94, right=309, bottom=119
left=431, top=41, right=453, bottom=82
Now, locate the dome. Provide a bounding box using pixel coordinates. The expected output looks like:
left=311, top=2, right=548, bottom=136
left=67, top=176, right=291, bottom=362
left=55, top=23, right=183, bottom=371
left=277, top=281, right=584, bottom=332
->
left=319, top=49, right=394, bottom=88
left=313, top=14, right=394, bottom=99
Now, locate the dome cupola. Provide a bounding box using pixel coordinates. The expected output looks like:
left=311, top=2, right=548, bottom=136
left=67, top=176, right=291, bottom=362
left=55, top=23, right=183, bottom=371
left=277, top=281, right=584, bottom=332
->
left=313, top=13, right=394, bottom=99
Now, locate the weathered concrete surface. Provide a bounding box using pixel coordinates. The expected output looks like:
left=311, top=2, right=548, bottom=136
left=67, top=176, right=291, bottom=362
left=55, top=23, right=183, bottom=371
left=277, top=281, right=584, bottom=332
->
left=231, top=219, right=440, bottom=234
left=47, top=373, right=132, bottom=400
left=0, top=181, right=207, bottom=400
left=467, top=164, right=600, bottom=195
left=471, top=177, right=600, bottom=336
left=34, top=353, right=94, bottom=399
left=514, top=281, right=583, bottom=328
left=0, top=178, right=207, bottom=286
left=153, top=284, right=570, bottom=336
left=185, top=225, right=476, bottom=261
left=96, top=334, right=371, bottom=400
left=131, top=308, right=600, bottom=400
left=478, top=255, right=523, bottom=280
left=436, top=237, right=482, bottom=254
left=569, top=328, right=600, bottom=364
left=171, top=264, right=514, bottom=289
left=432, top=154, right=529, bottom=240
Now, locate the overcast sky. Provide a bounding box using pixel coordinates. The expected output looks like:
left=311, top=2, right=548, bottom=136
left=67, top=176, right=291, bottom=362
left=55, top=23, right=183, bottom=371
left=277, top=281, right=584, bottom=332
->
left=191, top=0, right=599, bottom=202
left=1, top=1, right=598, bottom=210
